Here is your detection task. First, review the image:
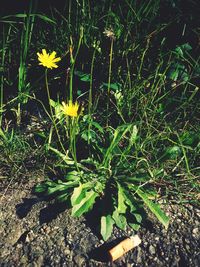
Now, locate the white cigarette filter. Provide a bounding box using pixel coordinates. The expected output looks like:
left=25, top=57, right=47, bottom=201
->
left=108, top=235, right=142, bottom=262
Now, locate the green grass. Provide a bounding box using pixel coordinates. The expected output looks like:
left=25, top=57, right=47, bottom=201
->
left=0, top=126, right=46, bottom=183
left=0, top=0, right=199, bottom=240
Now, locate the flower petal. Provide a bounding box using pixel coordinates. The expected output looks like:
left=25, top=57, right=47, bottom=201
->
left=49, top=51, right=56, bottom=59
left=42, top=49, right=48, bottom=56
left=52, top=57, right=61, bottom=63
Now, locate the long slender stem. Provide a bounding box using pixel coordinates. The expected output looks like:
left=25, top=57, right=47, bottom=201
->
left=138, top=37, right=150, bottom=80
left=69, top=63, right=74, bottom=101
left=69, top=26, right=83, bottom=101
left=88, top=48, right=96, bottom=116
left=88, top=48, right=96, bottom=145
left=45, top=69, right=53, bottom=115
left=108, top=38, right=114, bottom=98
left=176, top=132, right=191, bottom=176
left=45, top=70, right=65, bottom=153
left=0, top=27, right=5, bottom=128
left=107, top=38, right=114, bottom=124
left=69, top=118, right=78, bottom=170
left=68, top=0, right=71, bottom=27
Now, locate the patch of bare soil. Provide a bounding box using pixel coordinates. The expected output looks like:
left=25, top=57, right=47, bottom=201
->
left=0, top=172, right=199, bottom=267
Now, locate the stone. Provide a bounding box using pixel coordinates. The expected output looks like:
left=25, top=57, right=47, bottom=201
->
left=64, top=248, right=71, bottom=255
left=185, top=245, right=190, bottom=252
left=74, top=255, right=85, bottom=266
left=44, top=226, right=51, bottom=234
left=35, top=256, right=44, bottom=266
left=192, top=228, right=198, bottom=236
left=136, top=246, right=142, bottom=264
left=149, top=245, right=156, bottom=255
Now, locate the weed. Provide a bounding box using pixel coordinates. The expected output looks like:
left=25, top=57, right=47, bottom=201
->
left=1, top=0, right=200, bottom=241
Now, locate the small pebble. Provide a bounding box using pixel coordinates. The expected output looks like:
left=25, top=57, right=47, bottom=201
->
left=64, top=248, right=71, bottom=255
left=44, top=226, right=51, bottom=234
left=192, top=228, right=199, bottom=236
left=149, top=245, right=156, bottom=254
left=74, top=255, right=85, bottom=266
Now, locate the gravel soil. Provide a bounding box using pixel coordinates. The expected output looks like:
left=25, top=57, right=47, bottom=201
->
left=0, top=173, right=200, bottom=267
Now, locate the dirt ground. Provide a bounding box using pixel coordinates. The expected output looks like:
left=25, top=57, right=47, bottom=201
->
left=0, top=171, right=199, bottom=267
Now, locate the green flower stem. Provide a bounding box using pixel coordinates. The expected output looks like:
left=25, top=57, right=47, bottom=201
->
left=69, top=118, right=78, bottom=170
left=69, top=26, right=83, bottom=101
left=88, top=47, right=96, bottom=145
left=69, top=60, right=74, bottom=101
left=88, top=48, right=96, bottom=118
left=45, top=69, right=65, bottom=153
left=107, top=37, right=114, bottom=124
left=68, top=0, right=72, bottom=27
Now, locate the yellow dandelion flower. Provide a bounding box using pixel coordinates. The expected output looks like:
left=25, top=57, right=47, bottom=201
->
left=37, top=49, right=61, bottom=69
left=61, top=101, right=80, bottom=117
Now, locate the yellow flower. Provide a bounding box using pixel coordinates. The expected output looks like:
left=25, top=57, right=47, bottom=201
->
left=61, top=101, right=80, bottom=117
left=37, top=49, right=61, bottom=69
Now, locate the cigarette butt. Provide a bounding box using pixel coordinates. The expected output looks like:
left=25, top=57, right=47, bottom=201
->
left=108, top=235, right=141, bottom=262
